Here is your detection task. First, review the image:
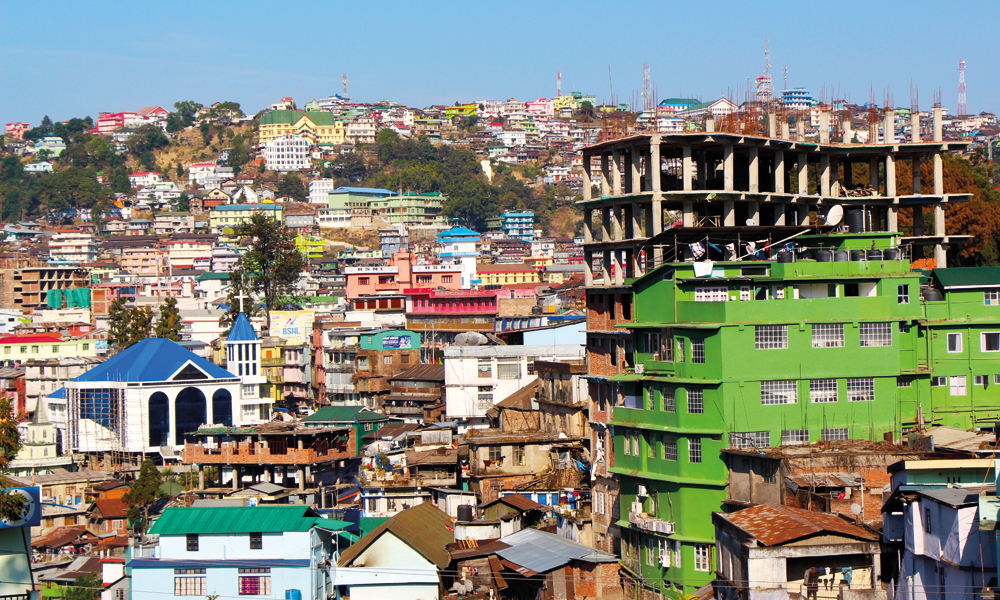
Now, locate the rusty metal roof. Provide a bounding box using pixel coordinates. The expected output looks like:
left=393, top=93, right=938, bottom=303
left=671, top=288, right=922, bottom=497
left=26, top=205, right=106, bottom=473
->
left=719, top=504, right=878, bottom=546
left=786, top=472, right=862, bottom=489
left=338, top=501, right=455, bottom=569
left=389, top=364, right=445, bottom=383
left=479, top=493, right=546, bottom=512
left=922, top=426, right=997, bottom=455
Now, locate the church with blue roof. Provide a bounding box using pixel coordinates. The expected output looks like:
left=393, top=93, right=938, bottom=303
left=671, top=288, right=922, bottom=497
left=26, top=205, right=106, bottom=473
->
left=52, top=311, right=273, bottom=455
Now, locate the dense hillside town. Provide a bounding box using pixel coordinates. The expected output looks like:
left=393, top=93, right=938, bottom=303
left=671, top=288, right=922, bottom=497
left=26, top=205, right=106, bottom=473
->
left=1, top=74, right=1000, bottom=600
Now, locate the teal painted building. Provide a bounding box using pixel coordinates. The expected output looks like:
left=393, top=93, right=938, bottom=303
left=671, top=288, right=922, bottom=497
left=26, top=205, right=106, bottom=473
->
left=609, top=233, right=1000, bottom=595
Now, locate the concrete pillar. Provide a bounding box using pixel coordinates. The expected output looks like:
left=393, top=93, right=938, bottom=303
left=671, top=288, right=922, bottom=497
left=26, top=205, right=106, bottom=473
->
left=797, top=153, right=808, bottom=195
left=612, top=149, right=622, bottom=196
left=912, top=157, right=922, bottom=194
left=706, top=115, right=715, bottom=133
left=612, top=205, right=623, bottom=242
left=819, top=111, right=830, bottom=144
left=297, top=466, right=306, bottom=491
left=869, top=157, right=880, bottom=192
left=768, top=114, right=777, bottom=138
left=623, top=150, right=632, bottom=194
left=600, top=154, right=611, bottom=197
left=820, top=155, right=831, bottom=196
left=748, top=146, right=759, bottom=194
left=232, top=466, right=240, bottom=490
left=884, top=109, right=895, bottom=145
left=198, top=465, right=204, bottom=490
left=886, top=154, right=896, bottom=197
left=774, top=203, right=786, bottom=226
left=650, top=137, right=661, bottom=193
left=583, top=209, right=593, bottom=244
left=631, top=203, right=640, bottom=239
left=723, top=144, right=734, bottom=191
left=601, top=250, right=611, bottom=283
left=584, top=250, right=594, bottom=286
left=843, top=117, right=854, bottom=143
left=888, top=202, right=898, bottom=232
left=913, top=206, right=924, bottom=236
left=933, top=106, right=943, bottom=143
left=696, top=150, right=707, bottom=189
left=723, top=201, right=735, bottom=226
left=613, top=250, right=623, bottom=286
left=650, top=202, right=662, bottom=265
left=630, top=149, right=641, bottom=194
left=582, top=155, right=592, bottom=201
left=601, top=207, right=610, bottom=242
left=798, top=204, right=810, bottom=226
left=796, top=120, right=805, bottom=141
left=934, top=154, right=943, bottom=195
left=682, top=145, right=693, bottom=192
left=682, top=201, right=694, bottom=227
left=774, top=150, right=785, bottom=194
left=934, top=202, right=947, bottom=266
left=781, top=121, right=790, bottom=140
left=831, top=157, right=840, bottom=197
left=748, top=201, right=760, bottom=226
left=911, top=111, right=921, bottom=143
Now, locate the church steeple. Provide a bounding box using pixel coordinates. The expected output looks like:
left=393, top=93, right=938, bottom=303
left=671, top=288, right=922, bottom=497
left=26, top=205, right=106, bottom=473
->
left=225, top=295, right=265, bottom=399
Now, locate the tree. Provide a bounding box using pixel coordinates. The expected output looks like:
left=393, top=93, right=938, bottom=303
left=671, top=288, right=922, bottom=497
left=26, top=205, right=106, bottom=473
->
left=177, top=193, right=190, bottom=212
left=0, top=397, right=27, bottom=523
left=40, top=115, right=53, bottom=131
left=64, top=573, right=101, bottom=600
left=199, top=122, right=212, bottom=146
left=123, top=459, right=163, bottom=535
left=127, top=307, right=154, bottom=346
left=277, top=173, right=307, bottom=202
left=155, top=297, right=182, bottom=341
left=173, top=101, right=203, bottom=127
left=107, top=299, right=132, bottom=350
left=218, top=274, right=261, bottom=334
left=165, top=113, right=182, bottom=133
left=232, top=213, right=305, bottom=333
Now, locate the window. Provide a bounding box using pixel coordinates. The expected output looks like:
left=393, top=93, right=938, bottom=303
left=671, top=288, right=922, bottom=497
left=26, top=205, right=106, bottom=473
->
left=755, top=325, right=788, bottom=349
left=740, top=286, right=753, bottom=301
left=932, top=376, right=946, bottom=387
left=689, top=438, right=702, bottom=463
left=898, top=285, right=910, bottom=304
left=442, top=275, right=453, bottom=283
left=812, top=324, right=844, bottom=348
left=51, top=345, right=58, bottom=353
left=761, top=380, right=797, bottom=405
left=974, top=375, right=987, bottom=386
left=729, top=431, right=770, bottom=449
left=623, top=433, right=631, bottom=456
left=687, top=389, right=704, bottom=414
left=950, top=375, right=967, bottom=397
left=526, top=359, right=536, bottom=375
left=186, top=534, right=199, bottom=551
left=694, top=287, right=728, bottom=302
left=898, top=376, right=914, bottom=387
left=646, top=537, right=656, bottom=566
left=662, top=436, right=677, bottom=460
left=174, top=578, right=206, bottom=596
left=694, top=544, right=711, bottom=572
left=947, top=333, right=963, bottom=353
left=478, top=358, right=492, bottom=378
left=488, top=446, right=502, bottom=462
left=239, top=576, right=271, bottom=595
left=847, top=378, right=875, bottom=401
left=781, top=429, right=809, bottom=445
left=31, top=346, right=38, bottom=353
left=250, top=532, right=262, bottom=549
left=597, top=491, right=606, bottom=515
left=662, top=387, right=676, bottom=412
left=477, top=386, right=492, bottom=404
left=983, top=333, right=1000, bottom=352
left=644, top=332, right=660, bottom=356
left=809, top=379, right=837, bottom=403
left=19, top=346, right=26, bottom=353
left=496, top=359, right=520, bottom=380
left=358, top=277, right=370, bottom=285
left=691, top=339, right=705, bottom=363
left=676, top=338, right=684, bottom=362
left=822, top=428, right=850, bottom=441
left=512, top=445, right=525, bottom=466
left=924, top=508, right=932, bottom=533
left=986, top=290, right=1000, bottom=306
left=995, top=375, right=1000, bottom=385
left=383, top=356, right=392, bottom=365
left=860, top=322, right=892, bottom=347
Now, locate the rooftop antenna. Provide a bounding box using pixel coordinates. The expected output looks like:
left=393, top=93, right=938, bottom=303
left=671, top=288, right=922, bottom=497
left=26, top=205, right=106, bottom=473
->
left=342, top=72, right=348, bottom=98
left=958, top=59, right=967, bottom=116
left=782, top=65, right=787, bottom=92
left=557, top=71, right=562, bottom=97
left=642, top=63, right=651, bottom=111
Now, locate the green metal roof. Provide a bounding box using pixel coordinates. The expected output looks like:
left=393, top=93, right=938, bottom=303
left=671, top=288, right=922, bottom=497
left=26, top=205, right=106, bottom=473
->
left=301, top=406, right=367, bottom=423
left=933, top=267, right=1000, bottom=289
left=149, top=505, right=321, bottom=535
left=196, top=272, right=232, bottom=282
left=358, top=516, right=389, bottom=537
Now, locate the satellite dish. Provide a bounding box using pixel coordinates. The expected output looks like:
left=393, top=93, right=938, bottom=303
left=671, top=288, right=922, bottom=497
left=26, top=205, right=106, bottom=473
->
left=826, top=205, right=844, bottom=226
left=745, top=219, right=756, bottom=226
left=850, top=503, right=862, bottom=516
left=1, top=489, right=38, bottom=528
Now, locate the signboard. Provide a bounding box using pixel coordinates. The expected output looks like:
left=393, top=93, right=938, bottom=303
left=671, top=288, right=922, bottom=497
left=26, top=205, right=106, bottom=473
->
left=382, top=335, right=412, bottom=350
left=269, top=311, right=315, bottom=345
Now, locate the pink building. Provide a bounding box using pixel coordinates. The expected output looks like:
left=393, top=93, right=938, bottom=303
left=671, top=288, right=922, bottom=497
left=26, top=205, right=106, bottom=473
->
left=405, top=288, right=499, bottom=315
left=344, top=252, right=463, bottom=299
left=5, top=122, right=30, bottom=140
left=121, top=247, right=165, bottom=276
left=94, top=112, right=141, bottom=135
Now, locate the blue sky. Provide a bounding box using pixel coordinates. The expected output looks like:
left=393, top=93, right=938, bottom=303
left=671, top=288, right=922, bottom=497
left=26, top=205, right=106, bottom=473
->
left=2, top=0, right=997, bottom=125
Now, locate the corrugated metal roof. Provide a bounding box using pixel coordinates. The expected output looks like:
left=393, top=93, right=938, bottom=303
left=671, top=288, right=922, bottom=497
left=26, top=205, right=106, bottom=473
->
left=917, top=488, right=985, bottom=508
left=496, top=528, right=617, bottom=573
left=480, top=494, right=546, bottom=512
left=389, top=364, right=445, bottom=383
left=338, top=502, right=454, bottom=569
left=72, top=338, right=235, bottom=383
left=227, top=312, right=258, bottom=342
left=786, top=472, right=863, bottom=489
left=933, top=267, right=1000, bottom=289
left=923, top=426, right=996, bottom=454
left=719, top=504, right=877, bottom=547
left=149, top=505, right=321, bottom=535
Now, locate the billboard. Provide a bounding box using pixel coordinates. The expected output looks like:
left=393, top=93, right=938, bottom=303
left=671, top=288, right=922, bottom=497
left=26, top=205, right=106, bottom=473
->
left=382, top=335, right=412, bottom=350
left=270, top=311, right=316, bottom=345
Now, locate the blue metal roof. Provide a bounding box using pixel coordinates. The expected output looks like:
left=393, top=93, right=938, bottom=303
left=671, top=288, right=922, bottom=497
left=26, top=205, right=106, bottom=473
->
left=497, top=528, right=617, bottom=573
left=212, top=204, right=281, bottom=211
left=72, top=338, right=236, bottom=383
left=330, top=187, right=394, bottom=196
left=227, top=312, right=258, bottom=342
left=437, top=227, right=480, bottom=238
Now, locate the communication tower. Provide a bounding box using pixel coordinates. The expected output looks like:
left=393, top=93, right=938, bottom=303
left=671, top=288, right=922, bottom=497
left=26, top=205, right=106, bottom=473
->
left=755, top=38, right=773, bottom=104
left=343, top=72, right=348, bottom=98
left=557, top=71, right=562, bottom=97
left=957, top=60, right=967, bottom=116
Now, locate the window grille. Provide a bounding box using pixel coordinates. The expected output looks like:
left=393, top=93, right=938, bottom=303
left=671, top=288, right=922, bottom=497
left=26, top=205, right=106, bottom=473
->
left=662, top=387, right=676, bottom=412
left=689, top=438, right=702, bottom=463
left=809, top=379, right=837, bottom=403
left=781, top=429, right=809, bottom=445
left=985, top=290, right=1000, bottom=306
left=687, top=389, right=704, bottom=413
left=812, top=324, right=844, bottom=348
left=729, top=431, right=770, bottom=449
left=755, top=325, right=788, bottom=349
left=691, top=339, right=705, bottom=363
left=860, top=322, right=892, bottom=347
left=847, top=378, right=875, bottom=401
left=694, top=287, right=728, bottom=302
left=761, top=380, right=797, bottom=405
left=662, top=436, right=677, bottom=460
left=822, top=428, right=849, bottom=441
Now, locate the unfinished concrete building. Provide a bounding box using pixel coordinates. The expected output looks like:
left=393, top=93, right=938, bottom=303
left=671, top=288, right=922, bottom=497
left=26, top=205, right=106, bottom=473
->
left=0, top=265, right=91, bottom=313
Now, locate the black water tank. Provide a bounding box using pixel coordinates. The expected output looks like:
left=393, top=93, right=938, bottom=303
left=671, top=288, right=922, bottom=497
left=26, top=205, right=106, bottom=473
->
left=816, top=250, right=833, bottom=262
left=457, top=504, right=474, bottom=522
left=867, top=249, right=883, bottom=261
left=922, top=288, right=943, bottom=302
left=834, top=250, right=849, bottom=262
left=846, top=209, right=865, bottom=233
left=850, top=250, right=865, bottom=261
left=884, top=248, right=900, bottom=260
left=777, top=251, right=794, bottom=263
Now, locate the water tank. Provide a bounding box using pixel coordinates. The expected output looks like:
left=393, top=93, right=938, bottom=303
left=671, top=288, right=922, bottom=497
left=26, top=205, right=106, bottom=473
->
left=285, top=591, right=301, bottom=600
left=850, top=250, right=865, bottom=261
left=834, top=250, right=849, bottom=262
left=776, top=251, right=794, bottom=263
left=867, top=249, right=883, bottom=261
left=845, top=209, right=865, bottom=233
left=884, top=248, right=900, bottom=260
left=816, top=250, right=833, bottom=262
left=457, top=504, right=474, bottom=522
left=922, top=288, right=943, bottom=302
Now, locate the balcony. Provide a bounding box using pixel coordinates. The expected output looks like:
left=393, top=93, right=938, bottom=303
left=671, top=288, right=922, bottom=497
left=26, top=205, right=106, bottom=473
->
left=375, top=282, right=398, bottom=291
left=627, top=511, right=675, bottom=535
left=262, top=357, right=283, bottom=366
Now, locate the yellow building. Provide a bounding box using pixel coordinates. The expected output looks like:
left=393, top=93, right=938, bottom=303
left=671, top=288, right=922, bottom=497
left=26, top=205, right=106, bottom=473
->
left=209, top=204, right=283, bottom=233
left=258, top=110, right=346, bottom=145
left=445, top=104, right=478, bottom=119
left=295, top=234, right=325, bottom=259
left=261, top=337, right=285, bottom=404
left=475, top=264, right=541, bottom=286
left=0, top=334, right=98, bottom=362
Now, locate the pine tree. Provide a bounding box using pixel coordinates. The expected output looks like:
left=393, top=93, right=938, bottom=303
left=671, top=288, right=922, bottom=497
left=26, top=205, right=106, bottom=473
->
left=123, top=459, right=163, bottom=535
left=155, top=297, right=182, bottom=341
left=107, top=299, right=131, bottom=350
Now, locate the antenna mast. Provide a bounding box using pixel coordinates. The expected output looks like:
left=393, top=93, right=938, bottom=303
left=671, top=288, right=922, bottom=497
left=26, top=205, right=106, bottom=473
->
left=756, top=38, right=773, bottom=105
left=642, top=63, right=651, bottom=111
left=957, top=59, right=967, bottom=116
left=342, top=72, right=348, bottom=98
left=557, top=71, right=562, bottom=97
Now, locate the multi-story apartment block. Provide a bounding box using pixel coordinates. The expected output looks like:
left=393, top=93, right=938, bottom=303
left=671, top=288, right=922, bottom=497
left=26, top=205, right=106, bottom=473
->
left=0, top=266, right=91, bottom=313
left=257, top=109, right=345, bottom=145
left=308, top=178, right=336, bottom=204
left=49, top=230, right=97, bottom=264
left=121, top=246, right=166, bottom=277
left=369, top=192, right=449, bottom=227
left=501, top=210, right=535, bottom=242
left=5, top=122, right=30, bottom=140
left=264, top=134, right=311, bottom=172
left=153, top=213, right=196, bottom=236
left=344, top=116, right=376, bottom=145
left=209, top=204, right=283, bottom=232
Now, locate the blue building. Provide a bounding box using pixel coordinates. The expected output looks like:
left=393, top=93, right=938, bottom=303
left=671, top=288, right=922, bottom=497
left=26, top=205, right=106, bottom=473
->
left=779, top=88, right=814, bottom=111
left=436, top=226, right=481, bottom=287
left=131, top=505, right=354, bottom=600
left=501, top=210, right=534, bottom=242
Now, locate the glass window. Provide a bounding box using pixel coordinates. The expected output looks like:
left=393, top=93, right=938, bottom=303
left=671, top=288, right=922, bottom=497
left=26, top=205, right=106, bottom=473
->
left=238, top=576, right=271, bottom=596
left=250, top=532, right=262, bottom=550
left=898, top=285, right=910, bottom=304
left=729, top=431, right=770, bottom=449
left=478, top=358, right=492, bottom=378
left=662, top=387, right=676, bottom=412
left=822, top=428, right=849, bottom=441
left=687, top=389, right=704, bottom=414
left=174, top=578, right=206, bottom=596
left=781, top=429, right=809, bottom=445
left=186, top=534, right=198, bottom=551
left=982, top=333, right=1000, bottom=352
left=694, top=287, right=728, bottom=302
left=950, top=375, right=967, bottom=397
left=947, top=333, right=962, bottom=353
left=847, top=378, right=875, bottom=401
left=512, top=445, right=525, bottom=466
left=691, top=339, right=705, bottom=363
left=689, top=438, right=701, bottom=463
left=898, top=376, right=914, bottom=387
left=496, top=361, right=520, bottom=380
left=860, top=322, right=892, bottom=347
left=985, top=290, right=999, bottom=306
left=755, top=325, right=788, bottom=349
left=974, top=375, right=987, bottom=386
left=761, top=380, right=797, bottom=405
left=811, top=324, right=844, bottom=348
left=662, top=436, right=677, bottom=460
left=809, top=379, right=837, bottom=403
left=694, top=544, right=711, bottom=572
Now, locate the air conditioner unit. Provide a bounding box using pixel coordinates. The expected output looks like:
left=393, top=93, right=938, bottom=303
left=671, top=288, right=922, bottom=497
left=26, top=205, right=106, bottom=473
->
left=659, top=554, right=671, bottom=569
left=635, top=363, right=644, bottom=374
left=637, top=485, right=648, bottom=497
left=657, top=520, right=675, bottom=535
left=631, top=501, right=643, bottom=515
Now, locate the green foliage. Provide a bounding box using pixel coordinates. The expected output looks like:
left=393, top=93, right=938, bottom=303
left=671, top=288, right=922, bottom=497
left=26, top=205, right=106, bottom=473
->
left=165, top=113, right=182, bottom=133
left=155, top=297, right=182, bottom=341
left=125, top=124, right=169, bottom=157
left=218, top=276, right=260, bottom=334
left=330, top=152, right=368, bottom=184
left=108, top=299, right=154, bottom=351
left=173, top=101, right=203, bottom=127
left=228, top=135, right=250, bottom=173
left=232, top=213, right=306, bottom=331
left=0, top=397, right=27, bottom=523
left=277, top=173, right=307, bottom=202
left=123, top=459, right=163, bottom=534
left=199, top=122, right=212, bottom=146
left=177, top=193, right=190, bottom=212
left=65, top=572, right=102, bottom=600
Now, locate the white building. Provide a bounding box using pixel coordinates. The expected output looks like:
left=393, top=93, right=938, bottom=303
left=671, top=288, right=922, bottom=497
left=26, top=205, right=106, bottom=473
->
left=187, top=162, right=220, bottom=185
left=264, top=134, right=311, bottom=172
left=317, top=207, right=351, bottom=228
left=444, top=344, right=585, bottom=430
left=309, top=178, right=336, bottom=204
left=498, top=130, right=527, bottom=147
left=49, top=230, right=98, bottom=264
left=24, top=162, right=53, bottom=174
left=128, top=171, right=163, bottom=188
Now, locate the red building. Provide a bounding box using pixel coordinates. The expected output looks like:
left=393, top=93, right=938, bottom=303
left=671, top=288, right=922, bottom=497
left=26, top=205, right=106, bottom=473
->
left=5, top=122, right=30, bottom=140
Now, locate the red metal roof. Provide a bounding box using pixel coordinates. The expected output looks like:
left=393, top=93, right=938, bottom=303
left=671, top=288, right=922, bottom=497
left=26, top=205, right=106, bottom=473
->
left=719, top=504, right=877, bottom=546
left=0, top=334, right=64, bottom=343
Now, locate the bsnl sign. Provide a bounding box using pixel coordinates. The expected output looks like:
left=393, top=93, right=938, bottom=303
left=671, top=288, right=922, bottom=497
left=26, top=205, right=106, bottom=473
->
left=269, top=310, right=315, bottom=345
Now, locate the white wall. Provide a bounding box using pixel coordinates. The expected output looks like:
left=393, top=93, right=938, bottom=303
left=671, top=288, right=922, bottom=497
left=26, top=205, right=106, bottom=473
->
left=159, top=531, right=312, bottom=561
